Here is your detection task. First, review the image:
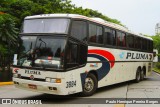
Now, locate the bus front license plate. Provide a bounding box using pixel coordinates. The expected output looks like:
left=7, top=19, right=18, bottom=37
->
left=28, top=84, right=37, bottom=89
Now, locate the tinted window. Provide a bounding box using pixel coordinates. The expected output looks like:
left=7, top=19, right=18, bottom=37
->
left=117, top=31, right=126, bottom=47
left=135, top=37, right=141, bottom=49
left=104, top=28, right=116, bottom=45
left=19, top=37, right=66, bottom=69
left=21, top=36, right=37, bottom=53
left=79, top=44, right=87, bottom=65
left=66, top=41, right=78, bottom=64
left=89, top=24, right=103, bottom=44
left=126, top=34, right=134, bottom=48
left=151, top=41, right=153, bottom=52
left=148, top=40, right=153, bottom=52
left=35, top=38, right=66, bottom=59
left=89, top=24, right=97, bottom=43
left=142, top=39, right=147, bottom=50
left=71, top=21, right=87, bottom=41
left=66, top=41, right=87, bottom=68
left=23, top=19, right=70, bottom=33
left=97, top=26, right=103, bottom=44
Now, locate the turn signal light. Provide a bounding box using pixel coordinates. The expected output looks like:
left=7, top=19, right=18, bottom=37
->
left=45, top=78, right=61, bottom=83
left=55, top=79, right=61, bottom=83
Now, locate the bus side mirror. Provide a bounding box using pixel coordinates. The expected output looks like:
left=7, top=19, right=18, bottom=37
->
left=153, top=49, right=158, bottom=62
left=153, top=52, right=156, bottom=57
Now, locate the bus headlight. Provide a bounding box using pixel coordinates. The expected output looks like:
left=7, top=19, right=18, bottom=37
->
left=13, top=74, right=21, bottom=78
left=13, top=74, right=18, bottom=78
left=45, top=78, right=61, bottom=83
left=46, top=78, right=51, bottom=82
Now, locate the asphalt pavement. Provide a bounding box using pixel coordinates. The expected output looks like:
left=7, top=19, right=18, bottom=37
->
left=0, top=71, right=160, bottom=107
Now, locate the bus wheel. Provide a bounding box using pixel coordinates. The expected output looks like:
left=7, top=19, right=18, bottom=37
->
left=82, top=73, right=97, bottom=96
left=135, top=68, right=141, bottom=83
left=140, top=70, right=144, bottom=81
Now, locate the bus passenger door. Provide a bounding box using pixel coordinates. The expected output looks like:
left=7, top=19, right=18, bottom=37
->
left=65, top=40, right=87, bottom=93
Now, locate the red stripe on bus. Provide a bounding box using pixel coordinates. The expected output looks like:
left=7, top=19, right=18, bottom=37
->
left=88, top=49, right=115, bottom=68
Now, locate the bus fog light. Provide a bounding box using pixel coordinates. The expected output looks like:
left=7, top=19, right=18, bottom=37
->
left=52, top=87, right=57, bottom=90
left=48, top=87, right=57, bottom=90
left=46, top=78, right=51, bottom=82
left=14, top=81, right=19, bottom=85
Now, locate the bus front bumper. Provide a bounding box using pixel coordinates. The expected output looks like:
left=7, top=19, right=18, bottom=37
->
left=13, top=78, right=68, bottom=95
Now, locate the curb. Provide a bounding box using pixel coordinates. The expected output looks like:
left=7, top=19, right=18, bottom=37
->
left=153, top=70, right=160, bottom=74
left=0, top=82, right=13, bottom=86
left=114, top=104, right=125, bottom=107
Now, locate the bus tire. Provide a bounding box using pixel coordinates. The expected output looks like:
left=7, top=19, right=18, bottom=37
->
left=140, top=70, right=144, bottom=81
left=81, top=73, right=97, bottom=96
left=135, top=68, right=141, bottom=83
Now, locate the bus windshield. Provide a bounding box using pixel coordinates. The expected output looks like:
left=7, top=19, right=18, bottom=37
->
left=17, top=36, right=66, bottom=69
left=22, top=18, right=70, bottom=33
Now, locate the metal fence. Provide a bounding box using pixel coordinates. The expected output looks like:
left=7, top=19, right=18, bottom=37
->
left=0, top=55, right=10, bottom=68
left=0, top=54, right=12, bottom=82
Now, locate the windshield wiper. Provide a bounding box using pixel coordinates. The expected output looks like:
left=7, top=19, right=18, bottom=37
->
left=39, top=38, right=46, bottom=48
left=20, top=42, right=34, bottom=58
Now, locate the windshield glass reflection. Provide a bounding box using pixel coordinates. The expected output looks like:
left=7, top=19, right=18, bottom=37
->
left=17, top=36, right=66, bottom=69
left=22, top=19, right=70, bottom=33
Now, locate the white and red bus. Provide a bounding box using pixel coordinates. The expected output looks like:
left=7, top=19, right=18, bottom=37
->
left=13, top=14, right=153, bottom=96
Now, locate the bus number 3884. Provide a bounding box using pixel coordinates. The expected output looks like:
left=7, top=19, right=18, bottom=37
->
left=66, top=81, right=76, bottom=88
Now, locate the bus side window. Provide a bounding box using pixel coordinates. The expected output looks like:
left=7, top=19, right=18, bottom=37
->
left=135, top=37, right=142, bottom=50
left=117, top=31, right=126, bottom=47
left=71, top=21, right=87, bottom=41
left=148, top=40, right=153, bottom=52
left=89, top=24, right=103, bottom=44
left=122, top=33, right=126, bottom=47
left=126, top=34, right=134, bottom=48
left=142, top=38, right=147, bottom=51
left=89, top=24, right=97, bottom=43
left=104, top=28, right=116, bottom=46
left=112, top=30, right=116, bottom=46
left=97, top=26, right=103, bottom=44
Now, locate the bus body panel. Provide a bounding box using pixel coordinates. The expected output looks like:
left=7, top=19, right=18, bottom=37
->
left=13, top=46, right=152, bottom=95
left=13, top=14, right=153, bottom=96
left=87, top=46, right=153, bottom=88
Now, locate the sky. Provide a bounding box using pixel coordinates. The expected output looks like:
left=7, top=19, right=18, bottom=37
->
left=71, top=0, right=160, bottom=36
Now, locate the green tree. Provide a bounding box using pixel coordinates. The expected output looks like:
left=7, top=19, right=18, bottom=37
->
left=1, top=0, right=123, bottom=29
left=0, top=0, right=124, bottom=55
left=151, top=34, right=160, bottom=54
left=0, top=13, right=18, bottom=55
left=0, top=44, right=7, bottom=55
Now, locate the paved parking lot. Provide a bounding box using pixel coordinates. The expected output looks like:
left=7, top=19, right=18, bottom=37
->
left=0, top=71, right=160, bottom=107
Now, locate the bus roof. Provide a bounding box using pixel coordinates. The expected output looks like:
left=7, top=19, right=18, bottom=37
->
left=25, top=14, right=153, bottom=41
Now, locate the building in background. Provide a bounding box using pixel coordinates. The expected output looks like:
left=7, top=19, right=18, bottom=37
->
left=155, top=23, right=160, bottom=35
